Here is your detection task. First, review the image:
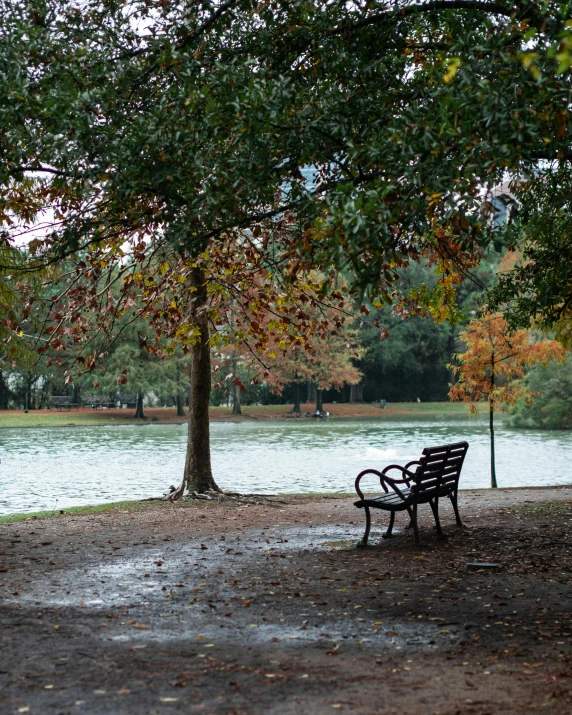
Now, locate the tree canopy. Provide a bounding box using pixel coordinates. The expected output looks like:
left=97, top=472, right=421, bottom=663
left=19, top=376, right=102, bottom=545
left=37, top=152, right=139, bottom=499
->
left=2, top=0, right=572, bottom=310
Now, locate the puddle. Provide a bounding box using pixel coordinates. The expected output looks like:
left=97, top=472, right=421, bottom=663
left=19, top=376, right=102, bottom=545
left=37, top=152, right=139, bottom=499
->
left=0, top=521, right=463, bottom=657
left=2, top=523, right=407, bottom=611
left=320, top=539, right=359, bottom=550
left=105, top=615, right=461, bottom=652
left=320, top=529, right=402, bottom=549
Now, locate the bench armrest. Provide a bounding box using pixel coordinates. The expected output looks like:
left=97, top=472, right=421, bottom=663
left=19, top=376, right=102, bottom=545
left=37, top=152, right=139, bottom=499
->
left=355, top=467, right=411, bottom=504
left=381, top=464, right=418, bottom=483
left=355, top=469, right=388, bottom=501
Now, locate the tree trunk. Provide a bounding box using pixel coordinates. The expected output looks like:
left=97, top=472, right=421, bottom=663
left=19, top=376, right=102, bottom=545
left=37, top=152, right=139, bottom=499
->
left=27, top=375, right=33, bottom=410
left=309, top=381, right=317, bottom=404
left=349, top=383, right=357, bottom=403
left=316, top=388, right=323, bottom=414
left=489, top=396, right=497, bottom=489
left=176, top=391, right=185, bottom=417
left=135, top=392, right=145, bottom=419
left=232, top=357, right=242, bottom=415
left=0, top=370, right=9, bottom=409
left=292, top=382, right=301, bottom=414
left=448, top=326, right=456, bottom=386
left=182, top=267, right=220, bottom=494
left=489, top=357, right=497, bottom=489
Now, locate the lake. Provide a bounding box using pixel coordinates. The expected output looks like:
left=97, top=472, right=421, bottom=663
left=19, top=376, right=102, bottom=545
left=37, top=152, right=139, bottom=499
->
left=0, top=416, right=570, bottom=515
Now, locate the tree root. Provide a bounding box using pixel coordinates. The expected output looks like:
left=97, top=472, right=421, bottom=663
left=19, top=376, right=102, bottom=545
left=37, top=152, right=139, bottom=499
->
left=182, top=490, right=287, bottom=506
left=160, top=483, right=288, bottom=506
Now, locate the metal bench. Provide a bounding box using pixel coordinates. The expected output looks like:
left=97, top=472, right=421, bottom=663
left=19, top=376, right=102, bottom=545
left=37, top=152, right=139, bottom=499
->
left=354, top=441, right=469, bottom=545
left=48, top=396, right=79, bottom=411
left=83, top=395, right=117, bottom=409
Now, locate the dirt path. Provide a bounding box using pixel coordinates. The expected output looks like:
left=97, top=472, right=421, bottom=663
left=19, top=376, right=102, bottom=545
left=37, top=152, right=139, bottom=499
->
left=1, top=487, right=572, bottom=714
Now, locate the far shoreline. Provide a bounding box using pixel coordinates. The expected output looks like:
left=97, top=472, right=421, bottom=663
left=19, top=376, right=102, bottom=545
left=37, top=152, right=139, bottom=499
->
left=0, top=401, right=489, bottom=429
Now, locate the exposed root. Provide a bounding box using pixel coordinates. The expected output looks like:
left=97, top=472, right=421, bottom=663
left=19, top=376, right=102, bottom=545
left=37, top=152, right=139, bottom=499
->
left=159, top=484, right=287, bottom=506
left=182, top=490, right=287, bottom=506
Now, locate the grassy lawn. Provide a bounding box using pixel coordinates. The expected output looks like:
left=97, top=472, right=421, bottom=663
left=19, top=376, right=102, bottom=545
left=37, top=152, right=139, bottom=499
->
left=0, top=493, right=359, bottom=524
left=0, top=400, right=475, bottom=429
left=0, top=410, right=140, bottom=428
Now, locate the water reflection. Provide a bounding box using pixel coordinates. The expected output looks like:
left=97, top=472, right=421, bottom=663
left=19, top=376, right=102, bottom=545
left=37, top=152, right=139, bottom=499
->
left=0, top=417, right=570, bottom=515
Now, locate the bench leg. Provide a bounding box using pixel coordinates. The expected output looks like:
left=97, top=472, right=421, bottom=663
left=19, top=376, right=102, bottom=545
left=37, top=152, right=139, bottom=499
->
left=407, top=505, right=420, bottom=544
left=382, top=511, right=395, bottom=539
left=358, top=505, right=371, bottom=547
left=429, top=499, right=444, bottom=537
left=450, top=492, right=463, bottom=528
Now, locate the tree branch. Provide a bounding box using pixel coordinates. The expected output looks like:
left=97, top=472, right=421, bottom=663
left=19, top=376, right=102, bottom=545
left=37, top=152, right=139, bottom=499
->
left=332, top=1, right=522, bottom=35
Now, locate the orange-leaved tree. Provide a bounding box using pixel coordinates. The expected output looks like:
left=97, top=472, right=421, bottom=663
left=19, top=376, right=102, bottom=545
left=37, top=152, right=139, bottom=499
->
left=259, top=327, right=362, bottom=415
left=449, top=314, right=566, bottom=488
left=245, top=275, right=362, bottom=414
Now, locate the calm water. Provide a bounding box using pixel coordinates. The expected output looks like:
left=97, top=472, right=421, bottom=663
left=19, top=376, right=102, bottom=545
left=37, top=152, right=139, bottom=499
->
left=0, top=417, right=571, bottom=515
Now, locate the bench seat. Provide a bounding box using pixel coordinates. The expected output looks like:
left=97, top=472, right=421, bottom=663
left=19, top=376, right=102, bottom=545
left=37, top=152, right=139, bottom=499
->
left=355, top=490, right=412, bottom=511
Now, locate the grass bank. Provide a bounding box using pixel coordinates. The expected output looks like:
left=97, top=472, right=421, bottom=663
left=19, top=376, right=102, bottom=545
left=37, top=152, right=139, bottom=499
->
left=0, top=400, right=474, bottom=429
left=0, top=492, right=357, bottom=524
left=0, top=499, right=154, bottom=524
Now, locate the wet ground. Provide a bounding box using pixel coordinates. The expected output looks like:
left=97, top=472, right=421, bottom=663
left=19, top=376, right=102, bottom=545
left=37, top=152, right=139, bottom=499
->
left=1, top=488, right=572, bottom=714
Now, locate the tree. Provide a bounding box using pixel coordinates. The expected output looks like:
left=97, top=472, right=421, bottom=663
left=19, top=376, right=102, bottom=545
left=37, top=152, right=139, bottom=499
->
left=15, top=222, right=358, bottom=494
left=487, top=169, right=572, bottom=335
left=0, top=246, right=41, bottom=374
left=449, top=314, right=566, bottom=488
left=81, top=324, right=187, bottom=419
left=258, top=295, right=363, bottom=415
left=511, top=353, right=572, bottom=430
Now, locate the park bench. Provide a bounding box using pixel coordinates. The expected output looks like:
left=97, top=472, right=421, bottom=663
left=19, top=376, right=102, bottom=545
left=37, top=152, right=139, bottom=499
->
left=354, top=441, right=469, bottom=545
left=48, top=395, right=79, bottom=411
left=117, top=393, right=137, bottom=408
left=83, top=395, right=117, bottom=409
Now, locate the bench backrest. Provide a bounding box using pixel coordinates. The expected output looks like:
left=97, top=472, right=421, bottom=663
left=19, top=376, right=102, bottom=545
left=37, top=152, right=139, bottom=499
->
left=411, top=441, right=469, bottom=500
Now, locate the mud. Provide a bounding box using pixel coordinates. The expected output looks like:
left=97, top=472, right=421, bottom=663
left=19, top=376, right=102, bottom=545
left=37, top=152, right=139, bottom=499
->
left=1, top=487, right=572, bottom=714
